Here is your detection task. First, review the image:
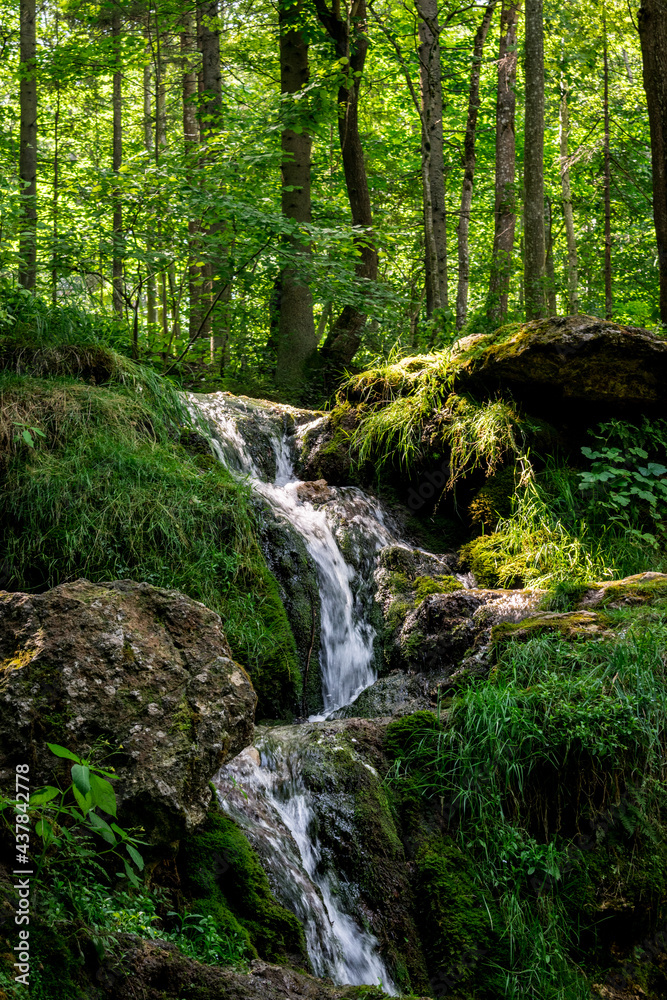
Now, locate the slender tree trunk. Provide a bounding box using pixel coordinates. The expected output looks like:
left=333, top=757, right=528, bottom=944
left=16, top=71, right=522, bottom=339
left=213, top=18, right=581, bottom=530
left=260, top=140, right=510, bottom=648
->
left=52, top=84, right=60, bottom=304
left=112, top=10, right=123, bottom=316
left=19, top=0, right=37, bottom=291
left=144, top=49, right=157, bottom=330
left=417, top=0, right=448, bottom=314
left=523, top=0, right=546, bottom=319
left=456, top=0, right=496, bottom=329
left=182, top=11, right=201, bottom=341
left=559, top=67, right=579, bottom=314
left=275, top=2, right=318, bottom=397
left=544, top=196, right=557, bottom=313
left=313, top=0, right=378, bottom=368
left=638, top=0, right=667, bottom=324
left=602, top=5, right=613, bottom=319
left=199, top=0, right=223, bottom=360
left=487, top=0, right=519, bottom=322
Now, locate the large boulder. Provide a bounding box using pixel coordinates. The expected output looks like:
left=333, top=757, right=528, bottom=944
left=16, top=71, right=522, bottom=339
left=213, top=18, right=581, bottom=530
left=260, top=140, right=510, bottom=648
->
left=0, top=579, right=256, bottom=843
left=453, top=314, right=667, bottom=419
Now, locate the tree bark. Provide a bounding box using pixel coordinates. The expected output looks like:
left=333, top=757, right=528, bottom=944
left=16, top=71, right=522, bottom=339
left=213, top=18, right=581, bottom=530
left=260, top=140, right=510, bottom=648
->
left=544, top=196, right=557, bottom=313
left=487, top=0, right=519, bottom=322
left=143, top=49, right=157, bottom=330
left=638, top=0, right=667, bottom=324
left=199, top=0, right=223, bottom=361
left=275, top=1, right=318, bottom=397
left=313, top=0, right=378, bottom=369
left=417, top=0, right=448, bottom=314
left=523, top=0, right=546, bottom=319
left=455, top=0, right=496, bottom=329
left=182, top=11, right=201, bottom=342
left=559, top=67, right=579, bottom=314
left=19, top=0, right=37, bottom=291
left=602, top=5, right=613, bottom=319
left=112, top=9, right=123, bottom=316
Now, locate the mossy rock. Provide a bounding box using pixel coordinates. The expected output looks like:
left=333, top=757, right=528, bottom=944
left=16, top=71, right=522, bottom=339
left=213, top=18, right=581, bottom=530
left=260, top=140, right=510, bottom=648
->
left=412, top=837, right=496, bottom=999
left=179, top=803, right=307, bottom=966
left=491, top=610, right=612, bottom=650
left=453, top=314, right=667, bottom=419
left=579, top=572, right=667, bottom=609
left=468, top=465, right=517, bottom=531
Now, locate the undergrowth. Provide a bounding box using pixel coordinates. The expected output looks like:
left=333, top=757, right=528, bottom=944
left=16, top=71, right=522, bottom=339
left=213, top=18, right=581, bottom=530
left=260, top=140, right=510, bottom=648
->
left=386, top=621, right=667, bottom=998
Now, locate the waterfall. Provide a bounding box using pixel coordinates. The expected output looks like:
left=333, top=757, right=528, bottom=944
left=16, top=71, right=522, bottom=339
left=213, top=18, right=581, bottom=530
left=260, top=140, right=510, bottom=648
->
left=191, top=392, right=399, bottom=992
left=193, top=393, right=398, bottom=718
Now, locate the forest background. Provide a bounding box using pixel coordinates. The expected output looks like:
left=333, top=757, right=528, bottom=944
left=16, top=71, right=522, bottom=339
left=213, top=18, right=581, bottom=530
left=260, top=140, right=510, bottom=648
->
left=1, top=0, right=666, bottom=403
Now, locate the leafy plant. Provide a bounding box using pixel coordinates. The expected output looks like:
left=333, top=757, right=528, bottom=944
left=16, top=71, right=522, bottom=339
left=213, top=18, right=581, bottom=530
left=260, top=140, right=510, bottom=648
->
left=578, top=417, right=667, bottom=547
left=1, top=741, right=145, bottom=885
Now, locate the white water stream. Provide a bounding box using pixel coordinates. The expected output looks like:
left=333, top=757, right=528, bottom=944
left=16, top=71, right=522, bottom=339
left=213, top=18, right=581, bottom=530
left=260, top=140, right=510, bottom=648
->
left=191, top=393, right=399, bottom=993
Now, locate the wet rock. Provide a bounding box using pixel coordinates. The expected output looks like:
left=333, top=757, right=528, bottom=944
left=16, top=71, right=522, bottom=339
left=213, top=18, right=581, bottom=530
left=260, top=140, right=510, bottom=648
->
left=295, top=480, right=334, bottom=504
left=578, top=571, right=667, bottom=609
left=298, top=403, right=360, bottom=485
left=453, top=314, right=667, bottom=419
left=96, top=936, right=405, bottom=999
left=216, top=721, right=429, bottom=994
left=0, top=579, right=256, bottom=843
left=252, top=497, right=323, bottom=717
left=330, top=669, right=445, bottom=719
left=193, top=391, right=319, bottom=481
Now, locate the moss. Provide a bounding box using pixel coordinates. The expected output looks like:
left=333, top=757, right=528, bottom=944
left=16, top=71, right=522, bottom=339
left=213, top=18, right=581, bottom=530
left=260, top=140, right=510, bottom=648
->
left=179, top=803, right=307, bottom=966
left=468, top=465, right=517, bottom=531
left=413, top=837, right=495, bottom=998
left=0, top=372, right=302, bottom=719
left=413, top=575, right=463, bottom=599
left=490, top=610, right=612, bottom=650
left=385, top=598, right=414, bottom=632
left=584, top=573, right=667, bottom=608
left=386, top=570, right=412, bottom=594
left=459, top=532, right=526, bottom=589
left=539, top=580, right=591, bottom=612
left=384, top=711, right=442, bottom=762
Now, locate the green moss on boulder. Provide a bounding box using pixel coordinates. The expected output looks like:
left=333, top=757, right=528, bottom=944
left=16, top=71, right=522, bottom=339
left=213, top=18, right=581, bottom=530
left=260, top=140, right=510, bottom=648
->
left=179, top=804, right=307, bottom=966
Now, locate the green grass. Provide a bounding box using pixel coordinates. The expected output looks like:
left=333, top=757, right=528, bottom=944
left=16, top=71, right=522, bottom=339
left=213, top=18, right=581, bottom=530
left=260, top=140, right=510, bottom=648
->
left=385, top=622, right=667, bottom=999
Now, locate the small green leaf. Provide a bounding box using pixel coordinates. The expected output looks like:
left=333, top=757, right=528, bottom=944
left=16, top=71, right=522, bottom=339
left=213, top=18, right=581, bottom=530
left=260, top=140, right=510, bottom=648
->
left=89, top=773, right=117, bottom=817
left=126, top=843, right=144, bottom=870
left=88, top=812, right=117, bottom=845
left=72, top=783, right=92, bottom=814
left=29, top=786, right=60, bottom=807
left=47, top=743, right=81, bottom=763
left=71, top=764, right=91, bottom=796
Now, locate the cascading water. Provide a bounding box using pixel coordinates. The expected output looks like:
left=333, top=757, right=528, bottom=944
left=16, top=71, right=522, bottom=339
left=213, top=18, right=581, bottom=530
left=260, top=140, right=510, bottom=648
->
left=191, top=392, right=399, bottom=991
left=193, top=393, right=399, bottom=718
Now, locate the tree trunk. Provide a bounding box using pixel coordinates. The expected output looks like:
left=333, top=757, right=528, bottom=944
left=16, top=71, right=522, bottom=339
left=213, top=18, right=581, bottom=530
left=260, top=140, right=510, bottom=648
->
left=417, top=0, right=448, bottom=314
left=144, top=50, right=156, bottom=329
left=487, top=0, right=519, bottom=322
left=52, top=83, right=60, bottom=304
left=638, top=0, right=667, bottom=324
left=182, top=11, right=201, bottom=342
left=275, top=2, right=318, bottom=397
left=19, top=0, right=37, bottom=291
left=455, top=0, right=496, bottom=329
left=313, top=0, right=378, bottom=369
left=559, top=67, right=579, bottom=314
left=544, top=196, right=557, bottom=313
left=112, top=9, right=123, bottom=316
left=199, top=0, right=223, bottom=361
left=602, top=5, right=613, bottom=320
left=523, top=0, right=546, bottom=319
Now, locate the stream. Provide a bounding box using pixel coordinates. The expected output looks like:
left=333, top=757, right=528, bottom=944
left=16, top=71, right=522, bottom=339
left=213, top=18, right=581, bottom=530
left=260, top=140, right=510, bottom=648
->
left=193, top=392, right=401, bottom=992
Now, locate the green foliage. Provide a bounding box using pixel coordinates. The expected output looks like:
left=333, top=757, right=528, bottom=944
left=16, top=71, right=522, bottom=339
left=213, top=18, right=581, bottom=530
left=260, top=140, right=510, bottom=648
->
left=461, top=462, right=665, bottom=589
left=579, top=417, right=667, bottom=548
left=386, top=620, right=667, bottom=998
left=0, top=741, right=145, bottom=885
